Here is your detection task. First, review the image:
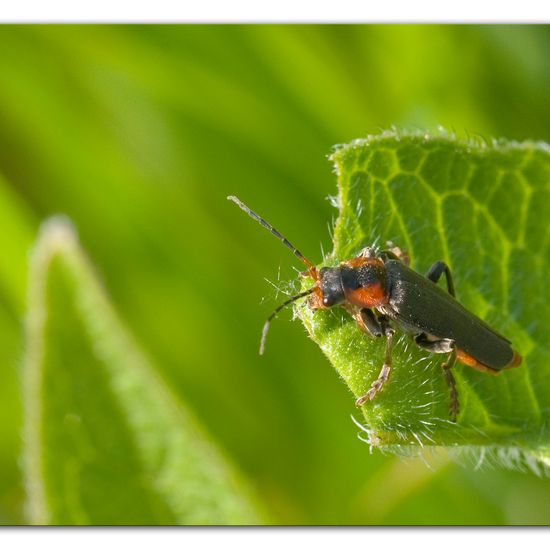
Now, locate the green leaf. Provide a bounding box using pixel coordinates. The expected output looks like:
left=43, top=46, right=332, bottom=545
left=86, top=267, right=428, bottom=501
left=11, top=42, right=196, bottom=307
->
left=23, top=218, right=265, bottom=525
left=298, top=129, right=550, bottom=465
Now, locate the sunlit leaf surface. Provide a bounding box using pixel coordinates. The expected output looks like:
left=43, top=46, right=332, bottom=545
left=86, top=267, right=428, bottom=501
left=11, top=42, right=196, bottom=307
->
left=299, top=131, right=550, bottom=461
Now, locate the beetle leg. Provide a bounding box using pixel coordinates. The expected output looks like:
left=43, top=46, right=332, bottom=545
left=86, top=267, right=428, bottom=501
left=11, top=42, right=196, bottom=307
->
left=345, top=306, right=384, bottom=338
left=380, top=241, right=410, bottom=266
left=414, top=334, right=459, bottom=421
left=355, top=321, right=395, bottom=407
left=356, top=246, right=377, bottom=259
left=426, top=261, right=455, bottom=297
left=441, top=348, right=459, bottom=421
left=414, top=333, right=454, bottom=353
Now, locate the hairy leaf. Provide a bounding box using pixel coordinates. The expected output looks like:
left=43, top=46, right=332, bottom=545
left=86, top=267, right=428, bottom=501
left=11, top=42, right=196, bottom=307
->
left=23, top=218, right=264, bottom=525
left=298, top=130, right=550, bottom=466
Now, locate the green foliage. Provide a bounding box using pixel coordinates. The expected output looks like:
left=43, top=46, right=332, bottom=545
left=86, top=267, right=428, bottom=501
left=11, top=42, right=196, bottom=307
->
left=23, top=219, right=264, bottom=525
left=299, top=130, right=550, bottom=464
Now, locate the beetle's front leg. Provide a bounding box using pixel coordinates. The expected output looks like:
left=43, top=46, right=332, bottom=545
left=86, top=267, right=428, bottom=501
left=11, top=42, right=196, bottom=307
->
left=380, top=241, right=410, bottom=266
left=355, top=315, right=395, bottom=407
left=345, top=306, right=384, bottom=338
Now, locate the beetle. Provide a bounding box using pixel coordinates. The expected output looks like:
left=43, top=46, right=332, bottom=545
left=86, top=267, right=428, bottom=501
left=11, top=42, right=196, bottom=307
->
left=228, top=195, right=522, bottom=421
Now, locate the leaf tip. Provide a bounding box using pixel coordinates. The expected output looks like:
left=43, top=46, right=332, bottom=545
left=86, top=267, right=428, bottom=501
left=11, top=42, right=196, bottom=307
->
left=35, top=215, right=78, bottom=254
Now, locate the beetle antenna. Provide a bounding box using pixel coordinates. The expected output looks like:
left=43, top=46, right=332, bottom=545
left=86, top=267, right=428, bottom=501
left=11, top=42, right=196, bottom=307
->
left=260, top=287, right=315, bottom=355
left=228, top=195, right=318, bottom=279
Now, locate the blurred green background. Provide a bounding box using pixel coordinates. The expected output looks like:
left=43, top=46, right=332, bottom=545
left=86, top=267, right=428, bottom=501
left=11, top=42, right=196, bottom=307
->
left=1, top=24, right=550, bottom=525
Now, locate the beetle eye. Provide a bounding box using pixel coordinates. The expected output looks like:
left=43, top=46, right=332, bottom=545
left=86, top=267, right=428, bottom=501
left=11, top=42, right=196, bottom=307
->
left=323, top=297, right=330, bottom=306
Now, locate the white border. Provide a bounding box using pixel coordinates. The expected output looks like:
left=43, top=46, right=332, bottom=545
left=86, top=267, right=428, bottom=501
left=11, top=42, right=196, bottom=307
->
left=0, top=529, right=548, bottom=550
left=0, top=1, right=549, bottom=23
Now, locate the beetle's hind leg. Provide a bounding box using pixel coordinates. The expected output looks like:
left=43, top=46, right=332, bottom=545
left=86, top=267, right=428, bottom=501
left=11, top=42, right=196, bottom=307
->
left=441, top=348, right=459, bottom=421
left=426, top=261, right=455, bottom=297
left=414, top=334, right=459, bottom=421
left=355, top=315, right=395, bottom=407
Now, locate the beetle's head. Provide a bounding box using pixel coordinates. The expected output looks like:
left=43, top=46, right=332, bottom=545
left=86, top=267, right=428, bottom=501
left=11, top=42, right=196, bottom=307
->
left=312, top=267, right=345, bottom=308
